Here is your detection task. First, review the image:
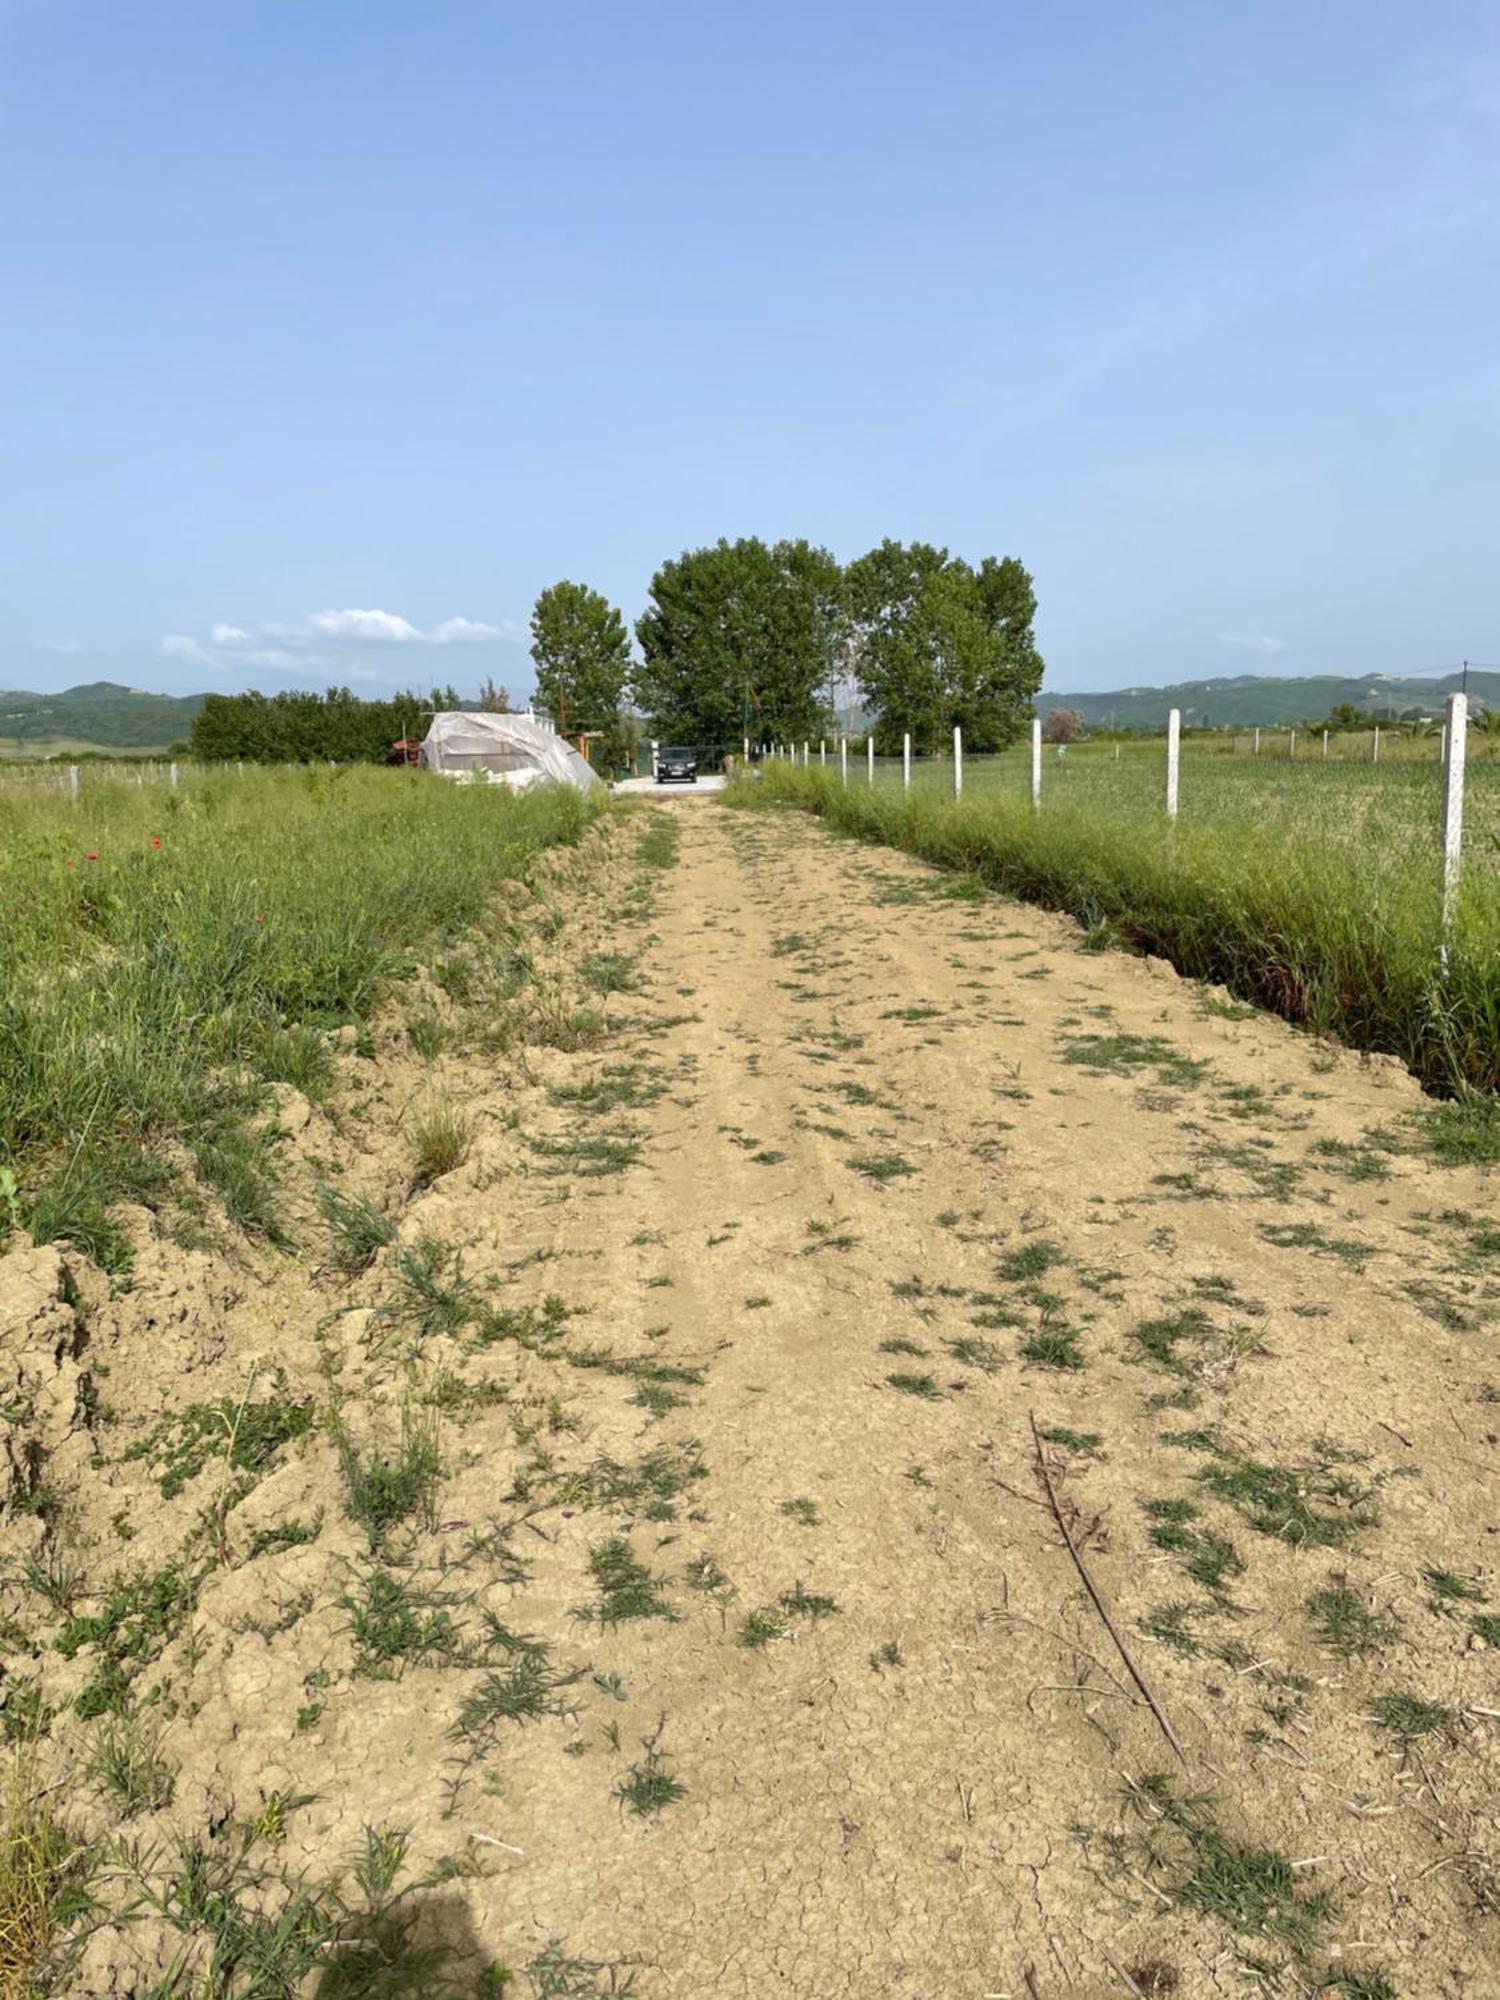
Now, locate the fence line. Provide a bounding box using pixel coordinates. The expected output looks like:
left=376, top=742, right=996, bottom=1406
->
left=820, top=698, right=1491, bottom=943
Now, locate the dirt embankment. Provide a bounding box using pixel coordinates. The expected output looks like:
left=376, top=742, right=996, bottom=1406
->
left=2, top=800, right=1497, bottom=1998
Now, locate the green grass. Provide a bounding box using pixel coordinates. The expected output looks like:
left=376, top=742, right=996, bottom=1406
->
left=451, top=1644, right=587, bottom=1748
left=1306, top=1577, right=1400, bottom=1658
left=846, top=1150, right=916, bottom=1183
left=0, top=767, right=595, bottom=1260
left=996, top=1238, right=1067, bottom=1282
left=409, top=1100, right=472, bottom=1187
left=87, top=1711, right=175, bottom=1816
left=1141, top=1498, right=1244, bottom=1603
left=1040, top=1425, right=1103, bottom=1457
left=1166, top=1429, right=1380, bottom=1548
left=575, top=1537, right=677, bottom=1626
left=1019, top=1316, right=1086, bottom=1370
left=329, top=1403, right=441, bottom=1550
left=732, top=762, right=1500, bottom=1096
left=1118, top=1771, right=1341, bottom=1966
left=122, top=1389, right=314, bottom=1499
left=946, top=1334, right=1005, bottom=1373
left=1371, top=1690, right=1459, bottom=1746
left=615, top=1742, right=685, bottom=1818
left=340, top=1568, right=467, bottom=1678
left=885, top=1371, right=941, bottom=1400
left=57, top=1560, right=206, bottom=1718
left=370, top=1236, right=482, bottom=1342
left=316, top=1184, right=397, bottom=1275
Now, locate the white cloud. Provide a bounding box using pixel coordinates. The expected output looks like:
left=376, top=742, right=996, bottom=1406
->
left=307, top=608, right=425, bottom=644
left=160, top=606, right=519, bottom=680
left=1217, top=633, right=1287, bottom=655
left=428, top=615, right=505, bottom=644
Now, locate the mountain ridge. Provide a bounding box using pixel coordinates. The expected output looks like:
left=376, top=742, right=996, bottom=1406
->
left=0, top=681, right=209, bottom=753
left=1038, top=668, right=1499, bottom=730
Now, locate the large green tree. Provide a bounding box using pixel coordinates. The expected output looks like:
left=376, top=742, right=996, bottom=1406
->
left=845, top=540, right=1043, bottom=753
left=529, top=581, right=630, bottom=734
left=632, top=537, right=844, bottom=746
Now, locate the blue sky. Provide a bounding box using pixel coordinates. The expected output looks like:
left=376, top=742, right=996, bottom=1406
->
left=3, top=1, right=1498, bottom=701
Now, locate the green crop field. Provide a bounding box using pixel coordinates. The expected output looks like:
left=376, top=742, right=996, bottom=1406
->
left=0, top=765, right=596, bottom=1266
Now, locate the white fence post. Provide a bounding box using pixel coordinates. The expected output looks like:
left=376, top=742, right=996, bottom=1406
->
left=743, top=735, right=749, bottom=761
left=68, top=764, right=79, bottom=802
left=840, top=736, right=848, bottom=783
left=1288, top=730, right=1296, bottom=760
left=651, top=739, right=659, bottom=777
left=820, top=738, right=826, bottom=766
left=867, top=737, right=874, bottom=785
left=1372, top=726, right=1380, bottom=765
left=169, top=761, right=179, bottom=789
left=803, top=741, right=809, bottom=766
left=1253, top=727, right=1260, bottom=755
left=902, top=731, right=911, bottom=791
left=1166, top=709, right=1181, bottom=819
left=1031, top=717, right=1042, bottom=807
left=1321, top=729, right=1329, bottom=760
left=953, top=725, right=963, bottom=797
left=1440, top=692, right=1468, bottom=942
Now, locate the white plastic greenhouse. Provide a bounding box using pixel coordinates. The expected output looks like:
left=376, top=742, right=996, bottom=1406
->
left=418, top=712, right=604, bottom=794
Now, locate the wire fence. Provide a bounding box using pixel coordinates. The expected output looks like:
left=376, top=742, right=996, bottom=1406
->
left=759, top=696, right=1500, bottom=900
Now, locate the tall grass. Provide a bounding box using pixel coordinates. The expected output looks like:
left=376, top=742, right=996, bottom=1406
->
left=0, top=767, right=596, bottom=1262
left=736, top=765, right=1500, bottom=1095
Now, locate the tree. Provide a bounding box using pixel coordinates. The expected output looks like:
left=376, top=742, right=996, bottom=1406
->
left=529, top=581, right=630, bottom=734
left=187, top=686, right=462, bottom=763
left=632, top=538, right=844, bottom=746
left=1042, top=707, right=1083, bottom=744
left=845, top=541, right=1043, bottom=753
left=478, top=678, right=513, bottom=713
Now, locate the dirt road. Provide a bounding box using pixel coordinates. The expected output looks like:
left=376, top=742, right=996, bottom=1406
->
left=11, top=797, right=1499, bottom=1997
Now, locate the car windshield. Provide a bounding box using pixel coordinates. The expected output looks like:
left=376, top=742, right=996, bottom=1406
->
left=662, top=747, right=692, bottom=759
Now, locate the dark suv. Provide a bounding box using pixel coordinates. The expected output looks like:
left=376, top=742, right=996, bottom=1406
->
left=655, top=746, right=697, bottom=785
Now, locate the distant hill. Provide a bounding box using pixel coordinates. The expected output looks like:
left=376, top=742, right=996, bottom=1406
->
left=0, top=681, right=207, bottom=755
left=1038, top=670, right=1500, bottom=732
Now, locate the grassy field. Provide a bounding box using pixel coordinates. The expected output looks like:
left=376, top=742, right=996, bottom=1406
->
left=746, top=758, right=1500, bottom=1099
left=0, top=765, right=597, bottom=1267
left=854, top=735, right=1500, bottom=874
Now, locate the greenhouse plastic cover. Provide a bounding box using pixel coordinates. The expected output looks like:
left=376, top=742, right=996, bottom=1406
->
left=418, top=712, right=604, bottom=793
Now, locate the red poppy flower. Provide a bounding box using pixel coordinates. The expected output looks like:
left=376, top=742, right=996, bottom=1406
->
left=85, top=852, right=98, bottom=862
left=254, top=914, right=264, bottom=925
left=151, top=837, right=162, bottom=849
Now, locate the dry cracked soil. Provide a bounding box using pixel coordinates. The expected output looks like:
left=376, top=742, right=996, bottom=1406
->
left=2, top=795, right=1498, bottom=1999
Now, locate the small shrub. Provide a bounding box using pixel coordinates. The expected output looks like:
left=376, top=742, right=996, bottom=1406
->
left=329, top=1404, right=441, bottom=1549
left=410, top=1102, right=472, bottom=1187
